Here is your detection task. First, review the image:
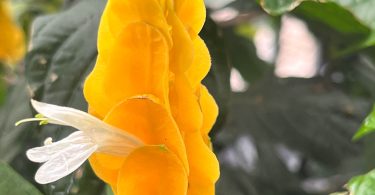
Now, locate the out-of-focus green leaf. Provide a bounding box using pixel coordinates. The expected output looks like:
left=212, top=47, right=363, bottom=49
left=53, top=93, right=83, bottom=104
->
left=353, top=105, right=375, bottom=140
left=222, top=26, right=270, bottom=82
left=0, top=78, right=35, bottom=162
left=201, top=15, right=231, bottom=134
left=335, top=48, right=375, bottom=140
left=70, top=164, right=105, bottom=195
left=0, top=75, right=6, bottom=105
left=105, top=185, right=114, bottom=195
left=346, top=169, right=375, bottom=195
left=0, top=162, right=42, bottom=195
left=259, top=0, right=305, bottom=15
left=215, top=76, right=369, bottom=194
left=260, top=0, right=375, bottom=28
left=260, top=0, right=375, bottom=50
left=296, top=2, right=369, bottom=34
left=330, top=192, right=349, bottom=195
left=11, top=0, right=64, bottom=39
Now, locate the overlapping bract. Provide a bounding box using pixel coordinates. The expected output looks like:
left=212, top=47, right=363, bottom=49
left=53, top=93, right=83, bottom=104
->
left=0, top=0, right=24, bottom=64
left=83, top=0, right=219, bottom=194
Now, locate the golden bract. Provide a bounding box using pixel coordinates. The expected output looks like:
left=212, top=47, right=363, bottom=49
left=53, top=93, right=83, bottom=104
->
left=84, top=0, right=219, bottom=194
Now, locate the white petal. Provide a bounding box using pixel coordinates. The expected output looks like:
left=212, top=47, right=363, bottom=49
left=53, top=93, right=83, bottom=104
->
left=30, top=100, right=144, bottom=150
left=34, top=136, right=98, bottom=184
left=26, top=131, right=91, bottom=163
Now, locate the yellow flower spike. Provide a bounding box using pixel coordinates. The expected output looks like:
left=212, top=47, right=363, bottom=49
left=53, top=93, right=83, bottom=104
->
left=22, top=0, right=220, bottom=194
left=0, top=0, right=24, bottom=64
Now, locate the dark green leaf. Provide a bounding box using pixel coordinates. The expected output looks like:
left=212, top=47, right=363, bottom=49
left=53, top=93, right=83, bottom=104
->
left=215, top=76, right=368, bottom=194
left=222, top=26, right=270, bottom=82
left=0, top=78, right=35, bottom=162
left=0, top=162, right=42, bottom=195
left=201, top=15, right=231, bottom=135
left=24, top=0, right=106, bottom=193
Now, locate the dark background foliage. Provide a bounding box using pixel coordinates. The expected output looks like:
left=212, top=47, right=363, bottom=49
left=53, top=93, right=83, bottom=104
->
left=1, top=0, right=375, bottom=194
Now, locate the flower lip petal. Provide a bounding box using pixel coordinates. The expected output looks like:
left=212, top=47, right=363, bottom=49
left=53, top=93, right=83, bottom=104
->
left=30, top=99, right=144, bottom=147
left=34, top=142, right=98, bottom=184
left=26, top=131, right=91, bottom=163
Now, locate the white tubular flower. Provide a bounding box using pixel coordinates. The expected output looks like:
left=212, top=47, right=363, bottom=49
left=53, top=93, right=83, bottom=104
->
left=17, top=100, right=144, bottom=184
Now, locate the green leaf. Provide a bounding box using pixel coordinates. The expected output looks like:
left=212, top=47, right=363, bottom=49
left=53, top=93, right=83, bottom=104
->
left=259, top=0, right=306, bottom=15
left=0, top=162, right=42, bottom=195
left=294, top=1, right=375, bottom=55
left=222, top=25, right=270, bottom=82
left=25, top=0, right=106, bottom=193
left=260, top=0, right=375, bottom=30
left=105, top=185, right=114, bottom=195
left=330, top=192, right=349, bottom=195
left=200, top=15, right=231, bottom=135
left=353, top=105, right=375, bottom=140
left=0, top=78, right=35, bottom=162
left=215, top=76, right=368, bottom=194
left=296, top=1, right=369, bottom=34
left=70, top=164, right=106, bottom=195
left=347, top=169, right=375, bottom=195
left=260, top=0, right=375, bottom=41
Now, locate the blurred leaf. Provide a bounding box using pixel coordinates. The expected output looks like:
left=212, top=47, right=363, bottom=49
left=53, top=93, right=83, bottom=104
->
left=26, top=0, right=104, bottom=107
left=0, top=162, right=42, bottom=195
left=0, top=75, right=6, bottom=104
left=260, top=0, right=375, bottom=29
left=0, top=78, right=35, bottom=162
left=217, top=165, right=258, bottom=195
left=105, top=185, right=114, bottom=195
left=330, top=192, right=349, bottom=195
left=259, top=0, right=304, bottom=15
left=353, top=105, right=375, bottom=140
left=296, top=2, right=369, bottom=35
left=222, top=26, right=270, bottom=82
left=215, top=76, right=369, bottom=194
left=70, top=164, right=105, bottom=195
left=11, top=0, right=65, bottom=39
left=339, top=49, right=375, bottom=98
left=346, top=169, right=375, bottom=195
left=201, top=15, right=231, bottom=134
left=260, top=0, right=375, bottom=51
